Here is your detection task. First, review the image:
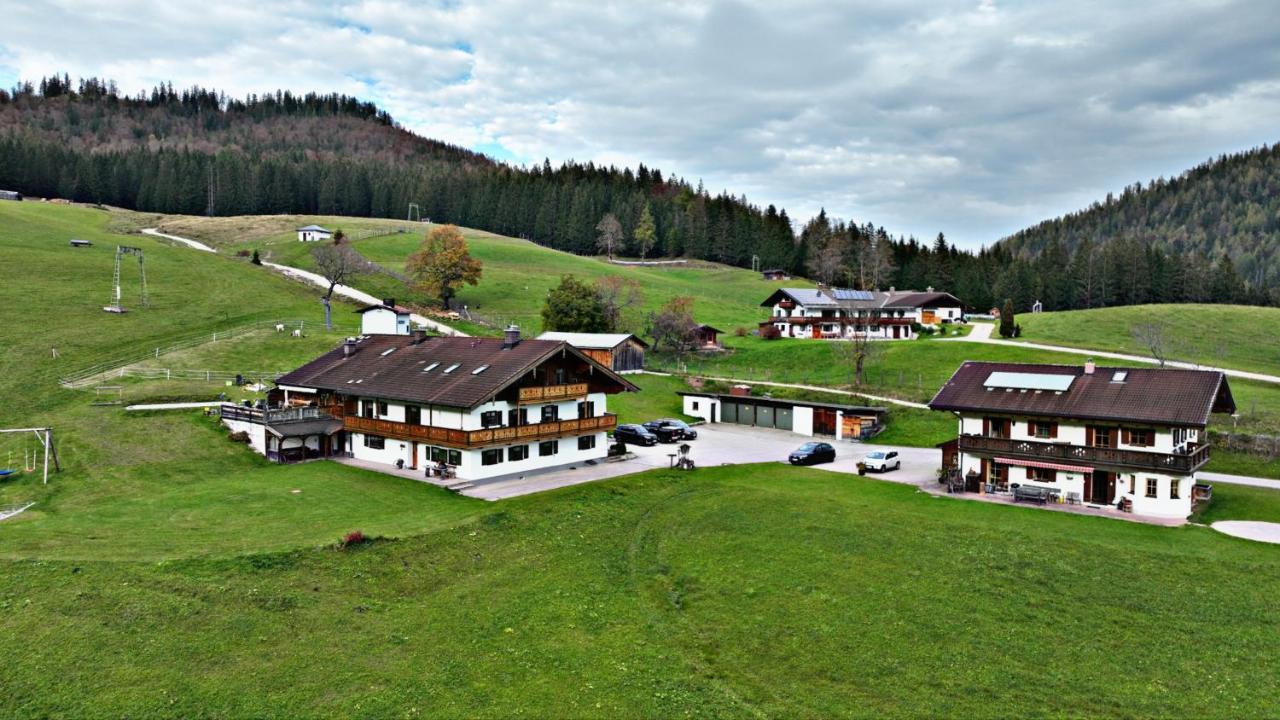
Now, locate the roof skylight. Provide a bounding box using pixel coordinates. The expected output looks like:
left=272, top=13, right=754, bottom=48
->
left=471, top=364, right=489, bottom=375
left=443, top=363, right=460, bottom=374
left=380, top=348, right=396, bottom=357
left=422, top=362, right=440, bottom=372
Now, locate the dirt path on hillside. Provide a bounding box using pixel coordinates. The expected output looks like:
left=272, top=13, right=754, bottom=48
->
left=950, top=322, right=1280, bottom=385
left=141, top=228, right=217, bottom=253
left=139, top=227, right=466, bottom=337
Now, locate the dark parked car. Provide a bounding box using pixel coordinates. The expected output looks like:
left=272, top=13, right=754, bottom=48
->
left=788, top=441, right=836, bottom=466
left=642, top=418, right=698, bottom=442
left=613, top=424, right=659, bottom=447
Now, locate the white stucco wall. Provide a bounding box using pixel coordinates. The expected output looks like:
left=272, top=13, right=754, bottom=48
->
left=222, top=417, right=267, bottom=455
left=683, top=394, right=720, bottom=423
left=792, top=406, right=814, bottom=436
left=360, top=308, right=410, bottom=335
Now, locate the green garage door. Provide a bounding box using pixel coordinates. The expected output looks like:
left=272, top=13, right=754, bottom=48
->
left=755, top=405, right=775, bottom=428
left=775, top=407, right=793, bottom=431
left=721, top=402, right=743, bottom=424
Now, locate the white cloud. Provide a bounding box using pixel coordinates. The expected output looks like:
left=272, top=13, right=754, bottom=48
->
left=3, top=0, right=1279, bottom=247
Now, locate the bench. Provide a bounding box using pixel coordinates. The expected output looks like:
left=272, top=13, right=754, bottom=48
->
left=1012, top=484, right=1050, bottom=505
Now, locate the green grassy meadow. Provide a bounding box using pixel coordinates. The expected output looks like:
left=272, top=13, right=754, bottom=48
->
left=3, top=204, right=1280, bottom=717
left=3, top=464, right=1280, bottom=717
left=1016, top=304, right=1280, bottom=377
left=147, top=212, right=805, bottom=335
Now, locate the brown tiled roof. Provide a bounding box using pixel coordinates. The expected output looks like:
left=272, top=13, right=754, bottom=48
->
left=276, top=335, right=636, bottom=409
left=928, top=361, right=1235, bottom=427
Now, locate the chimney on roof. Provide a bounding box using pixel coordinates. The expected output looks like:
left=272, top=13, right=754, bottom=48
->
left=383, top=298, right=396, bottom=308
left=503, top=324, right=521, bottom=348
left=411, top=329, right=428, bottom=345
left=1084, top=358, right=1095, bottom=375
left=343, top=337, right=358, bottom=358
left=926, top=286, right=934, bottom=293
left=889, top=286, right=896, bottom=293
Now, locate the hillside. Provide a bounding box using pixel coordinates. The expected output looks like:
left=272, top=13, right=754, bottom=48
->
left=997, top=143, right=1280, bottom=301
left=1016, top=304, right=1280, bottom=378
left=139, top=211, right=806, bottom=335
left=0, top=76, right=801, bottom=273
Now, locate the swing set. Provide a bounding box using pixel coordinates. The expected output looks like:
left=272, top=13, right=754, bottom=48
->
left=0, top=427, right=61, bottom=484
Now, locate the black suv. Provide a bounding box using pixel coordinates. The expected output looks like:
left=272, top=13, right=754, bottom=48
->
left=613, top=424, right=659, bottom=447
left=642, top=418, right=698, bottom=443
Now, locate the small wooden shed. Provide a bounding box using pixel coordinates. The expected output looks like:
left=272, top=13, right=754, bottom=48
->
left=535, top=332, right=648, bottom=373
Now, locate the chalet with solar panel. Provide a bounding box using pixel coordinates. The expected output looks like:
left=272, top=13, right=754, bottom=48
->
left=760, top=287, right=963, bottom=340
left=929, top=360, right=1236, bottom=519
left=244, top=326, right=636, bottom=483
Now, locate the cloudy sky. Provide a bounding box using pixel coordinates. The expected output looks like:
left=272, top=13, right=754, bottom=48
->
left=3, top=0, right=1277, bottom=247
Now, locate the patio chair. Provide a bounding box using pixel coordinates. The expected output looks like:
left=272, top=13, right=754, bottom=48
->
left=1066, top=491, right=1082, bottom=505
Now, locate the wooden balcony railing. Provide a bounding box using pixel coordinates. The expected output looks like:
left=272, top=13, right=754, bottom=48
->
left=957, top=434, right=1210, bottom=474
left=343, top=413, right=616, bottom=449
left=518, top=383, right=589, bottom=403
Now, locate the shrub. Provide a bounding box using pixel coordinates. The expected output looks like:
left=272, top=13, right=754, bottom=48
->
left=250, top=249, right=262, bottom=265
left=734, top=326, right=749, bottom=337
left=760, top=325, right=781, bottom=341
left=340, top=530, right=366, bottom=548
left=228, top=430, right=250, bottom=443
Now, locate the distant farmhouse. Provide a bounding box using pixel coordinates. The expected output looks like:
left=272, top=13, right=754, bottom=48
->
left=760, top=268, right=789, bottom=281
left=930, top=360, right=1235, bottom=518
left=296, top=224, right=332, bottom=242
left=357, top=298, right=413, bottom=336
left=0, top=189, right=23, bottom=201
left=535, top=332, right=647, bottom=373
left=761, top=287, right=963, bottom=340
left=226, top=328, right=636, bottom=481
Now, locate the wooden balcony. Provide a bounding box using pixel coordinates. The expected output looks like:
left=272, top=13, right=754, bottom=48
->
left=518, top=383, right=589, bottom=403
left=777, top=299, right=796, bottom=309
left=957, top=434, right=1210, bottom=474
left=765, top=316, right=913, bottom=326
left=343, top=413, right=616, bottom=449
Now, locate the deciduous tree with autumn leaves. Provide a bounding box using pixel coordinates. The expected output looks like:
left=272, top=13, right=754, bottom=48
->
left=405, top=225, right=482, bottom=310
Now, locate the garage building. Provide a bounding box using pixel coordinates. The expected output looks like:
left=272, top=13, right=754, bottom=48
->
left=679, top=390, right=887, bottom=440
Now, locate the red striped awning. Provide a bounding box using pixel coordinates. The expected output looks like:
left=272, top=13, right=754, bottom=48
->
left=995, top=457, right=1093, bottom=473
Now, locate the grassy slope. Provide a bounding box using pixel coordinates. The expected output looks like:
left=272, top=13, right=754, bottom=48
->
left=1016, top=304, right=1280, bottom=377
left=3, top=465, right=1279, bottom=717
left=148, top=212, right=808, bottom=335
left=0, top=203, right=484, bottom=559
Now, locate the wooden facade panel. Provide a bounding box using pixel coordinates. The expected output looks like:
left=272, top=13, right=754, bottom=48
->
left=344, top=413, right=616, bottom=449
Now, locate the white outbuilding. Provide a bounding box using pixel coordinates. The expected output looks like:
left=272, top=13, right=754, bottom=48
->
left=356, top=298, right=413, bottom=335
left=296, top=224, right=333, bottom=242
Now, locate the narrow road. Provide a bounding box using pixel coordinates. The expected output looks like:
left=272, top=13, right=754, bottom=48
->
left=142, top=228, right=217, bottom=253
left=951, top=322, right=1280, bottom=385
left=139, top=227, right=466, bottom=337
left=125, top=401, right=225, bottom=411
left=262, top=262, right=467, bottom=337
left=1197, top=471, right=1280, bottom=490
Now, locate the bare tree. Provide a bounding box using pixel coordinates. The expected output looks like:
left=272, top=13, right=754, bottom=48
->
left=1130, top=321, right=1173, bottom=367
left=835, top=310, right=882, bottom=386
left=312, top=244, right=363, bottom=329
left=595, top=275, right=643, bottom=333
left=806, top=233, right=848, bottom=286
left=596, top=213, right=623, bottom=260
left=646, top=296, right=699, bottom=357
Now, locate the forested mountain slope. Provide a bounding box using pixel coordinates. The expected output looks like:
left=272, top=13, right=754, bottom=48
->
left=998, top=143, right=1280, bottom=294
left=0, top=75, right=800, bottom=273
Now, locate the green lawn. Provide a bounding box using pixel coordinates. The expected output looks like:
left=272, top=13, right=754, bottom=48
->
left=0, top=202, right=484, bottom=560
left=610, top=372, right=695, bottom=424
left=1016, top=304, right=1280, bottom=377
left=4, top=464, right=1280, bottom=717
left=147, top=212, right=803, bottom=335
left=5, top=204, right=1280, bottom=717
left=1204, top=449, right=1280, bottom=480
left=1191, top=482, right=1280, bottom=525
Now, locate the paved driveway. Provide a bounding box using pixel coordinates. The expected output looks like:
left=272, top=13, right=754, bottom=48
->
left=462, top=424, right=940, bottom=500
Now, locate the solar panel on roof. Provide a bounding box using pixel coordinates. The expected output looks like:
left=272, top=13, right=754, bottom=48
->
left=832, top=288, right=873, bottom=301
left=983, top=371, right=1074, bottom=392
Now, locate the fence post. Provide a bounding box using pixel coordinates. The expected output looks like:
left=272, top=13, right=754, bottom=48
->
left=166, top=369, right=171, bottom=380
left=155, top=347, right=160, bottom=359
